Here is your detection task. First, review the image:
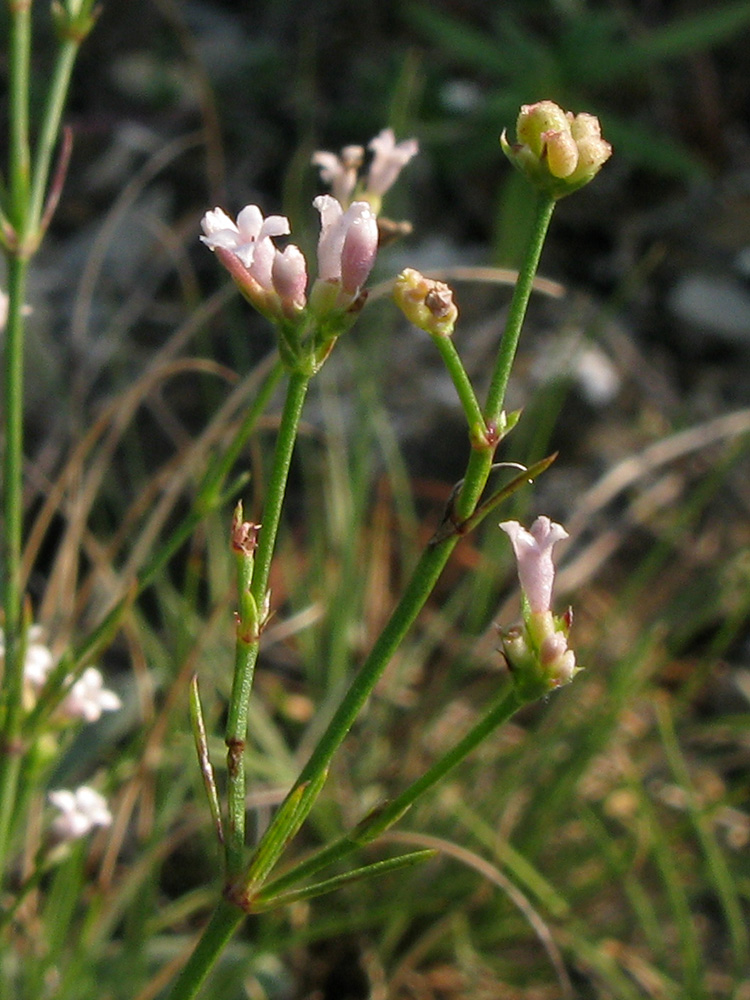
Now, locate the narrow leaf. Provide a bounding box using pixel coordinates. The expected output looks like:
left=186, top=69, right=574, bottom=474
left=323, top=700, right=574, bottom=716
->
left=189, top=675, right=224, bottom=846
left=252, top=850, right=437, bottom=911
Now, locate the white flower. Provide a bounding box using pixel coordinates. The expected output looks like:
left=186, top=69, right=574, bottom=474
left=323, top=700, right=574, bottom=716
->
left=200, top=205, right=291, bottom=271
left=365, top=128, right=419, bottom=197
left=62, top=666, right=122, bottom=722
left=49, top=786, right=112, bottom=842
left=0, top=625, right=55, bottom=691
left=499, top=516, right=568, bottom=614
left=1, top=626, right=121, bottom=722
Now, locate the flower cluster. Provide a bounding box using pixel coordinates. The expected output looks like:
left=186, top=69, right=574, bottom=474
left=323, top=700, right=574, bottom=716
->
left=499, top=517, right=578, bottom=696
left=501, top=101, right=611, bottom=198
left=311, top=127, right=419, bottom=214
left=200, top=195, right=378, bottom=331
left=200, top=128, right=418, bottom=366
left=48, top=786, right=112, bottom=843
left=9, top=625, right=122, bottom=723
left=1, top=626, right=120, bottom=843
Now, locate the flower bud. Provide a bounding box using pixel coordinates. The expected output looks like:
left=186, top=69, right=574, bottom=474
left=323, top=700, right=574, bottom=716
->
left=313, top=196, right=378, bottom=309
left=501, top=101, right=611, bottom=199
left=393, top=268, right=458, bottom=338
left=272, top=245, right=308, bottom=315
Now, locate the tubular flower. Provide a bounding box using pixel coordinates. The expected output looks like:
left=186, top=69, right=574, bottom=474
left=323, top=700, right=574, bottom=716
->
left=311, top=145, right=364, bottom=206
left=312, top=128, right=418, bottom=214
left=310, top=195, right=379, bottom=315
left=499, top=517, right=578, bottom=695
left=501, top=101, right=611, bottom=198
left=365, top=128, right=419, bottom=205
left=200, top=206, right=290, bottom=269
left=201, top=193, right=381, bottom=366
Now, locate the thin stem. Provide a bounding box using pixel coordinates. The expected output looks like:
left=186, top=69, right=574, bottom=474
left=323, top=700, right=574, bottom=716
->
left=165, top=897, right=245, bottom=1000
left=224, top=370, right=310, bottom=878
left=0, top=255, right=30, bottom=872
left=250, top=370, right=310, bottom=605
left=430, top=334, right=487, bottom=440
left=484, top=194, right=556, bottom=426
left=446, top=193, right=556, bottom=526
left=7, top=0, right=32, bottom=224
left=236, top=198, right=561, bottom=898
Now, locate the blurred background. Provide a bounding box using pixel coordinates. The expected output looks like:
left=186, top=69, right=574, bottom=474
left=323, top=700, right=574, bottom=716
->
left=3, top=1, right=750, bottom=998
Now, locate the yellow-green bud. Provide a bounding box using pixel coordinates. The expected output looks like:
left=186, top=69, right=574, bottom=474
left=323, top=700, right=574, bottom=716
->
left=393, top=268, right=458, bottom=337
left=501, top=101, right=612, bottom=199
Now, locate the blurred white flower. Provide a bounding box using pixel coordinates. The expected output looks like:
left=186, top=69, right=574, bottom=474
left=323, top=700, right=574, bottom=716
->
left=0, top=625, right=54, bottom=690
left=312, top=128, right=418, bottom=211
left=1, top=625, right=121, bottom=722
left=49, top=786, right=112, bottom=842
left=311, top=144, right=364, bottom=205
left=62, top=666, right=122, bottom=722
left=365, top=128, right=419, bottom=198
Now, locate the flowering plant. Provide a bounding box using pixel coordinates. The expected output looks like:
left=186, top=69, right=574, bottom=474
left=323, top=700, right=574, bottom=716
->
left=0, top=17, right=609, bottom=988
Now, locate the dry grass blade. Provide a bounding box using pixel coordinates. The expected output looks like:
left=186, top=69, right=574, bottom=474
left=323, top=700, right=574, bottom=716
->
left=383, top=830, right=574, bottom=999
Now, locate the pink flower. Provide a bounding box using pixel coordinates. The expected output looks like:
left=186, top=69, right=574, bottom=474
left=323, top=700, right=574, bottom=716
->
left=499, top=516, right=568, bottom=614
left=271, top=244, right=308, bottom=313
left=312, top=129, right=418, bottom=211
left=366, top=128, right=419, bottom=197
left=311, top=145, right=364, bottom=205
left=313, top=195, right=378, bottom=296
left=201, top=205, right=308, bottom=316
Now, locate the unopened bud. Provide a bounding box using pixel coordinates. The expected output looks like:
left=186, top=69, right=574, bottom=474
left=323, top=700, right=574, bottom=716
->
left=502, top=101, right=611, bottom=199
left=232, top=504, right=260, bottom=557
left=393, top=268, right=458, bottom=337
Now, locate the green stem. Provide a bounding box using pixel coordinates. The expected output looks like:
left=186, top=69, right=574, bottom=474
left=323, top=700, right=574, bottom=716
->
left=7, top=0, right=32, bottom=222
left=244, top=200, right=559, bottom=876
left=484, top=194, right=556, bottom=425
left=256, top=685, right=523, bottom=903
left=431, top=334, right=486, bottom=439
left=0, top=255, right=30, bottom=874
left=165, top=897, right=245, bottom=1000
left=224, top=370, right=310, bottom=878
